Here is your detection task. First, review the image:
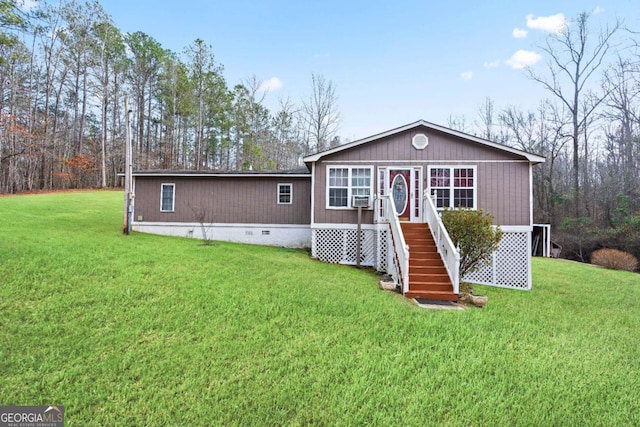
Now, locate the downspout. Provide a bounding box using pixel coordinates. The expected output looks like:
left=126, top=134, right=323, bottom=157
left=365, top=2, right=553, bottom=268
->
left=310, top=162, right=316, bottom=258
left=310, top=162, right=315, bottom=225
left=528, top=162, right=533, bottom=288
left=529, top=162, right=534, bottom=227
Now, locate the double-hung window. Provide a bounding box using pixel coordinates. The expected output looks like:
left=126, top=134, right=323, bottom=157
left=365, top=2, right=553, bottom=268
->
left=327, top=166, right=373, bottom=208
left=277, top=183, right=293, bottom=204
left=160, top=183, right=175, bottom=212
left=429, top=166, right=476, bottom=209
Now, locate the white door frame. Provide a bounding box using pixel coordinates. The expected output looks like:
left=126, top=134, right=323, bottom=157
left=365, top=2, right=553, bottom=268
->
left=379, top=166, right=423, bottom=222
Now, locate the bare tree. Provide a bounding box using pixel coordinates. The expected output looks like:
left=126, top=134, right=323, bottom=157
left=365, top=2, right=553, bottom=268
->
left=301, top=73, right=340, bottom=153
left=499, top=101, right=571, bottom=225
left=446, top=114, right=469, bottom=133
left=527, top=11, right=621, bottom=216
left=188, top=203, right=215, bottom=245
left=475, top=97, right=496, bottom=141
left=601, top=56, right=640, bottom=198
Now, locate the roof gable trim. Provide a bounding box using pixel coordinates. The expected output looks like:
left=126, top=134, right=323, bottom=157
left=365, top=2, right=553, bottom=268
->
left=303, top=120, right=545, bottom=164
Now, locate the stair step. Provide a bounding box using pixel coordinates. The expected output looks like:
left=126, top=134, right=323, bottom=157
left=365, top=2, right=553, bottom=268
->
left=410, top=252, right=439, bottom=258
left=410, top=258, right=443, bottom=267
left=407, top=241, right=435, bottom=247
left=411, top=266, right=448, bottom=274
left=408, top=239, right=436, bottom=245
left=409, top=273, right=451, bottom=283
left=405, top=291, right=458, bottom=302
left=410, top=255, right=440, bottom=260
left=409, top=280, right=453, bottom=293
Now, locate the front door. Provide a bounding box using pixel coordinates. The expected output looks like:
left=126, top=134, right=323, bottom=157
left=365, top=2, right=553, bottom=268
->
left=386, top=167, right=422, bottom=222
left=390, top=169, right=411, bottom=220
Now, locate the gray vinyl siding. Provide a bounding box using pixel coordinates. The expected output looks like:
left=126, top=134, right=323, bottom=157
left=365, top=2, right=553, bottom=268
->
left=314, top=127, right=531, bottom=226
left=134, top=176, right=311, bottom=224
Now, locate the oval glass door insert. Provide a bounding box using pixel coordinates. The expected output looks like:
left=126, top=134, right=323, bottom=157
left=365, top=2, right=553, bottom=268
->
left=391, top=174, right=408, bottom=215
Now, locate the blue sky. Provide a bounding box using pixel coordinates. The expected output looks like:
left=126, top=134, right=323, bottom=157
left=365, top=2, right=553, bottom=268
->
left=97, top=0, right=639, bottom=141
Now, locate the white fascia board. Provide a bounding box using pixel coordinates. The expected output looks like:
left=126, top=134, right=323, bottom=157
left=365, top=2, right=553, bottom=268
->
left=132, top=173, right=311, bottom=178
left=500, top=225, right=533, bottom=232
left=303, top=119, right=546, bottom=164
left=311, top=223, right=378, bottom=230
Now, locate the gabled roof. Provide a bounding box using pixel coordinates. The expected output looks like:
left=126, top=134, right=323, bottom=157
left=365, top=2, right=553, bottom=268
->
left=303, top=119, right=546, bottom=164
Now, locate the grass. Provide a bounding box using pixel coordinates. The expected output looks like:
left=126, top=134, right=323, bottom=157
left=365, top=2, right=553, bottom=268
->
left=1, top=191, right=639, bottom=426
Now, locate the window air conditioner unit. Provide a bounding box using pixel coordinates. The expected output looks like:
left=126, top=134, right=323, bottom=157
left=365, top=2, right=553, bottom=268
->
left=351, top=195, right=370, bottom=208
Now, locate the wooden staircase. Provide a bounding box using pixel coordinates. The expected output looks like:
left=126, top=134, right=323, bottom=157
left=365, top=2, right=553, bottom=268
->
left=400, top=222, right=458, bottom=302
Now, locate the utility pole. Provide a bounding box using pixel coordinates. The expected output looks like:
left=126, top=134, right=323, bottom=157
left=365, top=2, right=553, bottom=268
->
left=122, top=99, right=133, bottom=235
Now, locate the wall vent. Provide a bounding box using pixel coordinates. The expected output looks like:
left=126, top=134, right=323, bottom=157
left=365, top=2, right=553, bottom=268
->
left=412, top=133, right=429, bottom=150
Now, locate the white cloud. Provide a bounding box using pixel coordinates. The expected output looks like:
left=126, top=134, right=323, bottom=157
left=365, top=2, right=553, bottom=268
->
left=258, top=77, right=283, bottom=92
left=483, top=59, right=501, bottom=68
left=460, top=71, right=473, bottom=81
left=512, top=28, right=528, bottom=38
left=505, top=49, right=542, bottom=69
left=526, top=13, right=567, bottom=33
left=593, top=6, right=605, bottom=15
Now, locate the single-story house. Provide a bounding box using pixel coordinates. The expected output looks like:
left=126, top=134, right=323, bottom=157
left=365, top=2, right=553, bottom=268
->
left=130, top=120, right=545, bottom=300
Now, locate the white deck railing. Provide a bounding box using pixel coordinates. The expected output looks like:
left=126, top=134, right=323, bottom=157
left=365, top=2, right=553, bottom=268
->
left=422, top=192, right=460, bottom=294
left=376, top=195, right=409, bottom=293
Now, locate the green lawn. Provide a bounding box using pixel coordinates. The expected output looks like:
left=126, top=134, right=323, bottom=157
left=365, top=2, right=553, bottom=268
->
left=1, top=191, right=639, bottom=426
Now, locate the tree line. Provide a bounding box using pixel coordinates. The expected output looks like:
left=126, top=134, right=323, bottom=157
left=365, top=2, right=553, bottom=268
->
left=0, top=0, right=340, bottom=192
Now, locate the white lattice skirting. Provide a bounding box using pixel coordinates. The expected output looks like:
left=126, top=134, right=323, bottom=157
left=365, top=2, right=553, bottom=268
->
left=313, top=226, right=531, bottom=290
left=464, top=231, right=531, bottom=290
left=312, top=226, right=392, bottom=272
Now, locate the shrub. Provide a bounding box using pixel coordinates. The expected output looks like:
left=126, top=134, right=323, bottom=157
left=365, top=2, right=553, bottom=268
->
left=591, top=248, right=638, bottom=272
left=559, top=216, right=595, bottom=262
left=441, top=209, right=503, bottom=277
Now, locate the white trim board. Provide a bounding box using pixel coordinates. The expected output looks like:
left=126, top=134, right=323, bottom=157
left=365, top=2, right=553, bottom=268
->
left=312, top=223, right=379, bottom=230
left=321, top=159, right=530, bottom=164
left=132, top=173, right=310, bottom=178
left=500, top=225, right=533, bottom=232
left=529, top=163, right=534, bottom=226
left=310, top=162, right=316, bottom=225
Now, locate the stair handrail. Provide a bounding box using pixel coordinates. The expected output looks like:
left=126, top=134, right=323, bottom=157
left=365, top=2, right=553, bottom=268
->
left=422, top=191, right=460, bottom=294
left=379, top=194, right=409, bottom=293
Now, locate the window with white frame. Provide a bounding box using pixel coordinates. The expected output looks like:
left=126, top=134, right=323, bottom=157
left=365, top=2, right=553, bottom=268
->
left=429, top=166, right=476, bottom=209
left=160, top=183, right=175, bottom=212
left=327, top=166, right=373, bottom=208
left=277, top=183, right=292, bottom=204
